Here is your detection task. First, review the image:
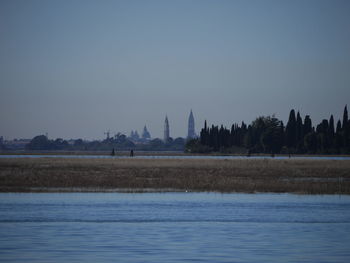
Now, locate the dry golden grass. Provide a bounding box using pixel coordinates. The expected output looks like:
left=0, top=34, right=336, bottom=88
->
left=0, top=158, right=349, bottom=194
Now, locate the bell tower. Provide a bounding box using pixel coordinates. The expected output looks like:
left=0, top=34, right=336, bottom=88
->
left=187, top=110, right=195, bottom=139
left=164, top=115, right=170, bottom=142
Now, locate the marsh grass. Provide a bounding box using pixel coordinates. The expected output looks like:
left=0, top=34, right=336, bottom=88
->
left=0, top=158, right=349, bottom=194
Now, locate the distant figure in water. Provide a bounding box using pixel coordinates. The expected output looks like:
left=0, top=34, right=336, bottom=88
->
left=271, top=153, right=275, bottom=158
left=111, top=148, right=115, bottom=156
left=130, top=149, right=134, bottom=157
left=247, top=149, right=251, bottom=157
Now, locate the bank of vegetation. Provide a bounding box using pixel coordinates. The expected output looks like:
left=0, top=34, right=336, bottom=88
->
left=187, top=106, right=350, bottom=155
left=0, top=158, right=349, bottom=194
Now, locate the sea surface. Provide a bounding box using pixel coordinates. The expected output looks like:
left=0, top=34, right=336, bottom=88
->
left=1, top=193, right=350, bottom=263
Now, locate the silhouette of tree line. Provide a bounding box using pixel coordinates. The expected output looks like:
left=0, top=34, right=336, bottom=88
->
left=25, top=134, right=185, bottom=151
left=187, top=106, right=350, bottom=154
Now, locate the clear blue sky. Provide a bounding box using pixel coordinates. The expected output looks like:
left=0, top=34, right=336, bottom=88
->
left=1, top=0, right=349, bottom=140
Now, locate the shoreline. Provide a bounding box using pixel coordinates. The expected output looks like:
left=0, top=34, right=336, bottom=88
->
left=1, top=151, right=350, bottom=158
left=1, top=187, right=348, bottom=195
left=1, top=158, right=349, bottom=194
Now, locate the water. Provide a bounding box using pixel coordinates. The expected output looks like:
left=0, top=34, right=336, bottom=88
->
left=1, top=193, right=350, bottom=262
left=1, top=154, right=350, bottom=160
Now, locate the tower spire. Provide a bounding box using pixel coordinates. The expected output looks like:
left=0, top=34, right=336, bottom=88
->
left=187, top=110, right=195, bottom=139
left=164, top=115, right=170, bottom=142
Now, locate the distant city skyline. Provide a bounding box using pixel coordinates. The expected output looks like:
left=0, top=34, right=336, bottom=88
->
left=1, top=0, right=349, bottom=140
left=1, top=106, right=349, bottom=141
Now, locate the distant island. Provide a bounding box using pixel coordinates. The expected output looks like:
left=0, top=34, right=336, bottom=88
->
left=187, top=105, right=350, bottom=155
left=1, top=106, right=349, bottom=194
left=0, top=112, right=196, bottom=152
left=1, top=106, right=349, bottom=155
left=0, top=134, right=187, bottom=152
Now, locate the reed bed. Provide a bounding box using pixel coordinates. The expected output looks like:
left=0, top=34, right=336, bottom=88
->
left=0, top=158, right=349, bottom=194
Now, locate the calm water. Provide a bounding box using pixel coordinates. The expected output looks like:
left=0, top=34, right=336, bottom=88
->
left=1, top=193, right=350, bottom=262
left=1, top=154, right=350, bottom=160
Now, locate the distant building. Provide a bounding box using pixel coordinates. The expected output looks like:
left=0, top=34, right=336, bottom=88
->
left=2, top=138, right=31, bottom=151
left=142, top=125, right=151, bottom=140
left=164, top=115, right=170, bottom=142
left=130, top=130, right=140, bottom=141
left=187, top=110, right=196, bottom=139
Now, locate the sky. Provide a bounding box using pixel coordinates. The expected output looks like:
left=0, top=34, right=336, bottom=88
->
left=1, top=0, right=350, bottom=140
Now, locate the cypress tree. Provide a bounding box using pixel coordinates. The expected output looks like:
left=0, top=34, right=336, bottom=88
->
left=230, top=124, right=235, bottom=146
left=212, top=125, right=219, bottom=151
left=219, top=125, right=225, bottom=148
left=343, top=105, right=349, bottom=149
left=285, top=109, right=297, bottom=149
left=329, top=115, right=335, bottom=139
left=200, top=120, right=208, bottom=145
left=320, top=120, right=329, bottom=134
left=224, top=128, right=230, bottom=148
left=316, top=119, right=329, bottom=152
left=296, top=112, right=303, bottom=141
left=303, top=115, right=312, bottom=135
left=336, top=120, right=342, bottom=134
left=335, top=119, right=343, bottom=151
left=208, top=126, right=214, bottom=148
left=200, top=128, right=205, bottom=145
left=241, top=121, right=247, bottom=131
left=260, top=116, right=283, bottom=154
left=280, top=121, right=285, bottom=150
left=304, top=132, right=317, bottom=154
left=342, top=105, right=348, bottom=130
left=296, top=112, right=303, bottom=152
left=328, top=115, right=335, bottom=150
left=240, top=121, right=247, bottom=147
left=243, top=125, right=253, bottom=149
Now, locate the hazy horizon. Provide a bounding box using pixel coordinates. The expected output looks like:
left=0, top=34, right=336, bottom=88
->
left=1, top=0, right=350, bottom=140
